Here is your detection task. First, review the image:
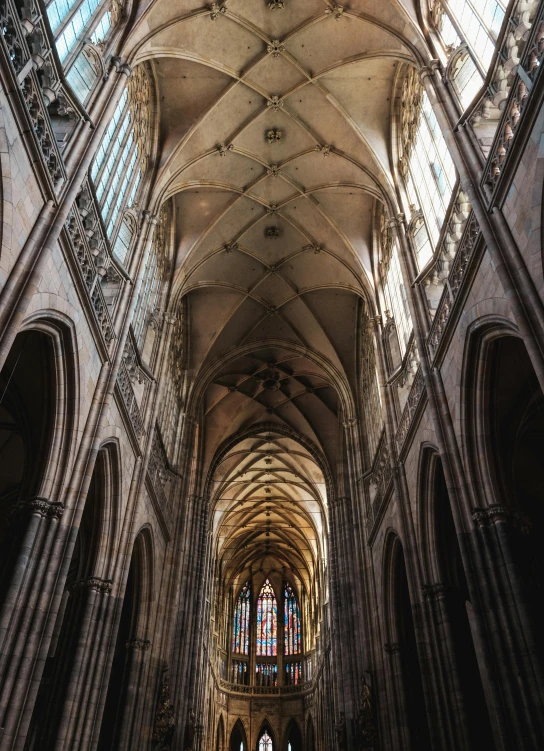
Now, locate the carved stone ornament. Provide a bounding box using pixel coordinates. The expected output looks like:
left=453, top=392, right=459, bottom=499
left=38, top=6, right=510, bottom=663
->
left=266, top=204, right=278, bottom=214
left=326, top=4, right=344, bottom=20
left=152, top=672, right=175, bottom=750
left=268, top=0, right=285, bottom=9
left=224, top=242, right=239, bottom=253
left=209, top=1, right=227, bottom=20
left=354, top=675, right=379, bottom=749
left=217, top=143, right=233, bottom=156
left=334, top=712, right=347, bottom=750
left=314, top=143, right=331, bottom=157
left=267, top=164, right=281, bottom=177
left=14, top=497, right=64, bottom=520
left=267, top=128, right=282, bottom=143
left=72, top=577, right=113, bottom=594
left=126, top=638, right=151, bottom=651
left=267, top=95, right=284, bottom=112
left=267, top=39, right=285, bottom=57
left=304, top=242, right=323, bottom=254
left=265, top=227, right=280, bottom=239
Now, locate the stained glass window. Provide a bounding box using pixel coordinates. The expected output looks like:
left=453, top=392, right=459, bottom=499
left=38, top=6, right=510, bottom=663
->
left=258, top=731, right=273, bottom=751
left=232, top=582, right=250, bottom=655
left=256, top=579, right=277, bottom=656
left=284, top=582, right=301, bottom=655
left=256, top=663, right=278, bottom=687
left=285, top=661, right=302, bottom=685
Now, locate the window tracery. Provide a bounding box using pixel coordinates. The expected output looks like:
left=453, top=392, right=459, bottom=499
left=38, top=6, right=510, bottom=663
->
left=430, top=0, right=507, bottom=110
left=258, top=730, right=273, bottom=751
left=232, top=581, right=251, bottom=655
left=90, top=63, right=150, bottom=241
left=256, top=579, right=277, bottom=656
left=399, top=67, right=456, bottom=263
left=283, top=582, right=301, bottom=656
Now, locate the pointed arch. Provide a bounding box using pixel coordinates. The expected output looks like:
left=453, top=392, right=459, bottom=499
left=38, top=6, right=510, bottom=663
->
left=229, top=718, right=248, bottom=751
left=284, top=718, right=302, bottom=751
left=256, top=579, right=277, bottom=657
left=216, top=714, right=225, bottom=751
left=256, top=718, right=276, bottom=751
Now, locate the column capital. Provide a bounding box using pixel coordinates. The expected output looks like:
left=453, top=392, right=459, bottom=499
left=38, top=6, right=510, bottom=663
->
left=419, top=59, right=441, bottom=82
left=72, top=577, right=113, bottom=594
left=472, top=505, right=511, bottom=527
left=110, top=56, right=132, bottom=77
left=422, top=582, right=449, bottom=601
left=383, top=642, right=400, bottom=655
left=126, top=638, right=151, bottom=651
left=14, top=497, right=64, bottom=520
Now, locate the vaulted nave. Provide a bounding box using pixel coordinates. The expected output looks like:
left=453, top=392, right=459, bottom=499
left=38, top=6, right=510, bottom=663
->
left=1, top=0, right=544, bottom=749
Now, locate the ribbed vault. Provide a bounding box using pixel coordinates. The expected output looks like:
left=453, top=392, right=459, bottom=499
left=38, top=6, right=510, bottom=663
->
left=131, top=0, right=423, bottom=597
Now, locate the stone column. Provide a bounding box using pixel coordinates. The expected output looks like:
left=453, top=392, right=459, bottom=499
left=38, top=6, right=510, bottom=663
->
left=419, top=62, right=544, bottom=390
left=116, top=638, right=152, bottom=751
left=0, top=57, right=133, bottom=373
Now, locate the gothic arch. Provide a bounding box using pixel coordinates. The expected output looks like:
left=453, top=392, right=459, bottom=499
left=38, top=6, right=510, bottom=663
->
left=229, top=717, right=248, bottom=751
left=284, top=717, right=303, bottom=751
left=216, top=714, right=226, bottom=751
left=98, top=526, right=156, bottom=749
left=255, top=717, right=277, bottom=750
left=305, top=715, right=316, bottom=751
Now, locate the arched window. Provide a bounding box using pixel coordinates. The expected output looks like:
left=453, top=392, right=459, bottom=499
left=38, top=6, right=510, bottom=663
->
left=400, top=67, right=456, bottom=265
left=90, top=64, right=150, bottom=241
left=256, top=579, right=277, bottom=656
left=283, top=582, right=301, bottom=655
left=379, top=215, right=412, bottom=361
left=431, top=0, right=506, bottom=109
left=232, top=582, right=250, bottom=655
left=258, top=730, right=273, bottom=751
left=47, top=0, right=115, bottom=64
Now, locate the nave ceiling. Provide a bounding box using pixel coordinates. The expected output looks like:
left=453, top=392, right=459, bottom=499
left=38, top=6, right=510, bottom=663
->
left=125, top=0, right=425, bottom=575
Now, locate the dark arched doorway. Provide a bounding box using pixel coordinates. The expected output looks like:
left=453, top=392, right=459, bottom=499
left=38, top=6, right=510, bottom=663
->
left=229, top=718, right=248, bottom=751
left=431, top=454, right=493, bottom=749
left=98, top=530, right=152, bottom=749
left=389, top=538, right=431, bottom=750
left=285, top=718, right=302, bottom=751
left=0, top=330, right=55, bottom=605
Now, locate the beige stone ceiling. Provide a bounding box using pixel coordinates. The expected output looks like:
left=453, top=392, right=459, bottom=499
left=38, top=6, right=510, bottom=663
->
left=127, top=0, right=425, bottom=585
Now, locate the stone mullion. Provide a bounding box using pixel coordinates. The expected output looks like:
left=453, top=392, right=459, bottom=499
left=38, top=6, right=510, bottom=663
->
left=418, top=64, right=544, bottom=745
left=422, top=585, right=475, bottom=750
left=420, top=64, right=544, bottom=389
left=53, top=579, right=114, bottom=751
left=172, top=493, right=208, bottom=742
left=0, top=503, right=63, bottom=729
left=0, top=58, right=132, bottom=372
left=391, top=215, right=498, bottom=750
left=369, top=318, right=408, bottom=750
left=327, top=495, right=354, bottom=748
left=470, top=510, right=544, bottom=747
left=1, top=200, right=157, bottom=749
left=185, top=498, right=211, bottom=741
left=378, top=318, right=437, bottom=749
left=116, top=639, right=152, bottom=751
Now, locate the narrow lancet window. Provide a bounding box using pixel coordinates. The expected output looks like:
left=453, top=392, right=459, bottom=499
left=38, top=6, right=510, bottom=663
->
left=256, top=579, right=277, bottom=656
left=283, top=582, right=301, bottom=655
left=232, top=582, right=250, bottom=655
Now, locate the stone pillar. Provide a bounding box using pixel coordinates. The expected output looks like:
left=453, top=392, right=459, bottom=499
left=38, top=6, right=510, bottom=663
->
left=0, top=58, right=133, bottom=373
left=116, top=638, right=152, bottom=751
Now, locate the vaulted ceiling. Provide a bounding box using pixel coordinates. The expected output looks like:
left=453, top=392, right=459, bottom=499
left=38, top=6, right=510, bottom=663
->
left=127, top=0, right=425, bottom=582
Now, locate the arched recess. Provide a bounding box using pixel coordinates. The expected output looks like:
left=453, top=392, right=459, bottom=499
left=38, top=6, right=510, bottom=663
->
left=383, top=533, right=431, bottom=751
left=229, top=718, right=248, bottom=751
left=0, top=321, right=76, bottom=609
left=216, top=714, right=225, bottom=751
left=465, top=324, right=544, bottom=662
left=256, top=719, right=276, bottom=751
left=98, top=527, right=155, bottom=750
left=24, top=442, right=121, bottom=749
left=305, top=716, right=316, bottom=751
left=419, top=447, right=494, bottom=749
left=284, top=718, right=303, bottom=751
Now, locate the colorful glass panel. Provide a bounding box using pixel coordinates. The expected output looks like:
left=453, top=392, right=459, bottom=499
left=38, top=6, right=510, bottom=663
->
left=232, top=582, right=250, bottom=655
left=285, top=661, right=302, bottom=685
left=256, top=579, right=277, bottom=656
left=283, top=582, right=301, bottom=655
left=258, top=731, right=273, bottom=751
